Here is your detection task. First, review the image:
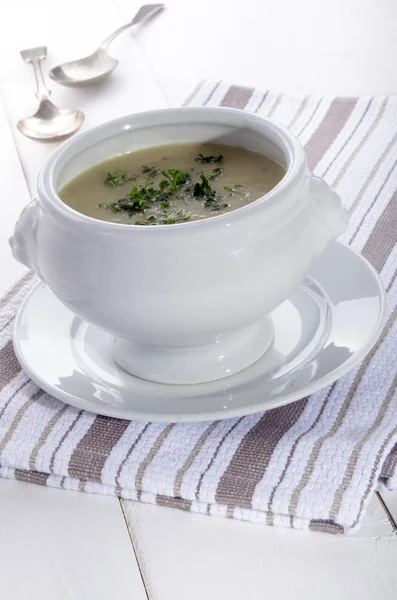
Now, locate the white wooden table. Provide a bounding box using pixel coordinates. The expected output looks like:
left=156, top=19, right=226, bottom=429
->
left=1, top=1, right=397, bottom=598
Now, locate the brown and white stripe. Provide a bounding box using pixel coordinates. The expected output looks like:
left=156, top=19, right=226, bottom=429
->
left=1, top=82, right=397, bottom=534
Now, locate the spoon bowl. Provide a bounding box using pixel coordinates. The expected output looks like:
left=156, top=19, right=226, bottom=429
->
left=18, top=46, right=85, bottom=141
left=17, top=99, right=84, bottom=140
left=49, top=50, right=118, bottom=86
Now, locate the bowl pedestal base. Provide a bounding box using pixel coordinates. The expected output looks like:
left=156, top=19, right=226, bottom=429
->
left=110, top=316, right=274, bottom=385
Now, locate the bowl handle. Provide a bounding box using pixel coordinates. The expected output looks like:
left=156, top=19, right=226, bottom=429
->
left=9, top=199, right=44, bottom=280
left=311, top=175, right=348, bottom=254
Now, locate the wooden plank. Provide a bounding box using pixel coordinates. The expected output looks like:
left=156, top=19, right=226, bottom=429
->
left=378, top=490, right=397, bottom=529
left=0, top=479, right=147, bottom=600
left=123, top=496, right=397, bottom=600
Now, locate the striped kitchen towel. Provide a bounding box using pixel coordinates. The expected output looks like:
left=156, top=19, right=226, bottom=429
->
left=1, top=82, right=397, bottom=534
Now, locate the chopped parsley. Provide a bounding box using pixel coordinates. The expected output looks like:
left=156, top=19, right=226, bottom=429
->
left=159, top=180, right=170, bottom=191
left=208, top=167, right=223, bottom=180
left=100, top=154, right=242, bottom=224
left=136, top=210, right=191, bottom=226
left=100, top=184, right=172, bottom=214
left=195, top=153, right=224, bottom=164
left=204, top=198, right=222, bottom=211
left=142, top=165, right=160, bottom=178
left=161, top=169, right=190, bottom=189
left=193, top=173, right=216, bottom=198
left=104, top=172, right=135, bottom=187
left=224, top=184, right=244, bottom=196
left=193, top=173, right=223, bottom=211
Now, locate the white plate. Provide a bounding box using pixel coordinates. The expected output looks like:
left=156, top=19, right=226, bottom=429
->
left=13, top=241, right=386, bottom=422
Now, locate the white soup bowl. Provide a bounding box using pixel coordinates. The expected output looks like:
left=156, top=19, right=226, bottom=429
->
left=11, top=107, right=348, bottom=384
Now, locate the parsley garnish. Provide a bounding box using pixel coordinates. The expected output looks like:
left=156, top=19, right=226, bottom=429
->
left=100, top=184, right=172, bottom=214
left=142, top=165, right=160, bottom=178
left=204, top=198, right=222, bottom=211
left=137, top=209, right=191, bottom=226
left=104, top=172, right=134, bottom=187
left=159, top=180, right=170, bottom=191
left=193, top=173, right=222, bottom=210
left=224, top=184, right=244, bottom=196
left=193, top=173, right=215, bottom=198
left=195, top=153, right=224, bottom=164
left=101, top=157, right=233, bottom=223
left=161, top=169, right=190, bottom=189
left=208, top=167, right=223, bottom=180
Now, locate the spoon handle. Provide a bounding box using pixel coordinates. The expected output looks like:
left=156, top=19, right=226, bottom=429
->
left=98, top=4, right=164, bottom=50
left=20, top=46, right=51, bottom=101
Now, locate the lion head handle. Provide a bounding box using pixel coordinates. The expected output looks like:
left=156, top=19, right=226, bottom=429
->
left=9, top=200, right=44, bottom=280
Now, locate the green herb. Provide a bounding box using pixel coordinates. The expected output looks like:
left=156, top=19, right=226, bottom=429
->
left=142, top=165, right=160, bottom=178
left=100, top=186, right=156, bottom=214
left=224, top=184, right=244, bottom=195
left=129, top=185, right=156, bottom=202
left=195, top=153, right=224, bottom=164
left=100, top=195, right=150, bottom=214
left=100, top=173, right=176, bottom=215
left=101, top=160, right=230, bottom=222
left=104, top=172, right=134, bottom=187
left=193, top=173, right=216, bottom=198
left=192, top=173, right=223, bottom=211
left=208, top=167, right=223, bottom=180
left=204, top=198, right=221, bottom=211
left=136, top=215, right=159, bottom=225
left=161, top=169, right=190, bottom=189
left=129, top=183, right=173, bottom=206
left=136, top=209, right=191, bottom=226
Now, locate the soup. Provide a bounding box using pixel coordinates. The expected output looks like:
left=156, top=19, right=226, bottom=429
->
left=60, top=143, right=285, bottom=225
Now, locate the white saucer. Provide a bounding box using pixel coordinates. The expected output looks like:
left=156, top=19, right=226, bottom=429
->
left=14, top=242, right=386, bottom=422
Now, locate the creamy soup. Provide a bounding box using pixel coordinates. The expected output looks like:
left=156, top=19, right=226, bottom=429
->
left=60, top=143, right=285, bottom=225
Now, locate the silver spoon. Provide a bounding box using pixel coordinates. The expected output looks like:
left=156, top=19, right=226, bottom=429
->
left=49, top=4, right=164, bottom=86
left=17, top=47, right=84, bottom=140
